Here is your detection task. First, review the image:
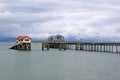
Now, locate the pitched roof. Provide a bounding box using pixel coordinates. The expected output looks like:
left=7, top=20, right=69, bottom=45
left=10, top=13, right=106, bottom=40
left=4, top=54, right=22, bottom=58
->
left=16, top=36, right=31, bottom=40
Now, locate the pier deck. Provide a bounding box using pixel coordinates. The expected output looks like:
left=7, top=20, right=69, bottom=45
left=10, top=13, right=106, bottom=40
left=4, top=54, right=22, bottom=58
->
left=42, top=41, right=120, bottom=53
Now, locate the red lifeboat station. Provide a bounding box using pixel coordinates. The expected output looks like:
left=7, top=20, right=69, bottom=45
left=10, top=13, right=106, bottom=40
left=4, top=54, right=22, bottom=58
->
left=16, top=36, right=31, bottom=45
left=10, top=36, right=31, bottom=50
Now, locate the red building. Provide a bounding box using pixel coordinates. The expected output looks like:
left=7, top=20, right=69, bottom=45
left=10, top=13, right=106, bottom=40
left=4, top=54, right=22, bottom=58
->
left=16, top=36, right=31, bottom=45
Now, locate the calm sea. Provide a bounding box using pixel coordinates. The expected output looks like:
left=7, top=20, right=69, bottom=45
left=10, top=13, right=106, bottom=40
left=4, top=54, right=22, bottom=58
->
left=0, top=42, right=120, bottom=80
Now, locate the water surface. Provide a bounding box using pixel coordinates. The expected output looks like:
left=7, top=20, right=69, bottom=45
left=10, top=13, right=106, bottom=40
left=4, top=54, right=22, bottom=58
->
left=0, top=42, right=120, bottom=80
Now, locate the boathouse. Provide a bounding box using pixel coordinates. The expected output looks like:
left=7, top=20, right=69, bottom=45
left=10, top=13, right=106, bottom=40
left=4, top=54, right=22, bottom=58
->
left=16, top=36, right=31, bottom=45
left=10, top=36, right=31, bottom=50
left=42, top=35, right=66, bottom=50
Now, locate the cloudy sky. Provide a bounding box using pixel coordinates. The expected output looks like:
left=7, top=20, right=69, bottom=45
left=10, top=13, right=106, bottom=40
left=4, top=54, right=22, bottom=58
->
left=0, top=0, right=120, bottom=41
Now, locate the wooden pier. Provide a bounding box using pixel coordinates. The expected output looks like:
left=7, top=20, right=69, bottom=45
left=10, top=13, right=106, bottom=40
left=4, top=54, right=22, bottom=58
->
left=42, top=41, right=120, bottom=53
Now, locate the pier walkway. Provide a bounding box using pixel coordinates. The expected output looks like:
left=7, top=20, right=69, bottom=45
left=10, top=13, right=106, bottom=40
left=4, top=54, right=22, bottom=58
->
left=42, top=41, right=120, bottom=53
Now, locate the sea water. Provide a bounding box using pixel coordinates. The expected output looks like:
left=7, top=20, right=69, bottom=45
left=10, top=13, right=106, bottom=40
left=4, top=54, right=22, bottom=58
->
left=0, top=42, right=120, bottom=80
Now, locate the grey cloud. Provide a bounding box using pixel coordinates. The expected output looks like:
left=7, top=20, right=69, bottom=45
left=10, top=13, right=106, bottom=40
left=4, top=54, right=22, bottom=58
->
left=6, top=3, right=60, bottom=13
left=0, top=11, right=63, bottom=24
left=0, top=0, right=120, bottom=40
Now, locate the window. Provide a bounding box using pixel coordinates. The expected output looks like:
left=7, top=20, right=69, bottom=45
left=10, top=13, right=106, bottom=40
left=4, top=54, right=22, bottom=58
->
left=25, top=39, right=29, bottom=41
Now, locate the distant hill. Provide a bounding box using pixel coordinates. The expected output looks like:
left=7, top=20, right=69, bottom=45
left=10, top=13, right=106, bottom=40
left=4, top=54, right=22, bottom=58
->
left=0, top=37, right=15, bottom=42
left=0, top=37, right=115, bottom=42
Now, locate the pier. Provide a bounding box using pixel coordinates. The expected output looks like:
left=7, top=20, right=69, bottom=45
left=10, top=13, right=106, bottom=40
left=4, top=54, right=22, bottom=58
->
left=42, top=41, right=120, bottom=53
